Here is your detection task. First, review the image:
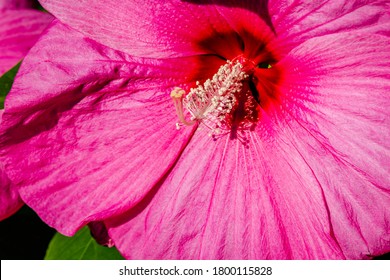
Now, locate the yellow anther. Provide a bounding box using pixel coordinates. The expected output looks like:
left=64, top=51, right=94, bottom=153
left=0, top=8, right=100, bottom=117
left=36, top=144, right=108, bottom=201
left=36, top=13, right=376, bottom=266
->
left=170, top=87, right=186, bottom=99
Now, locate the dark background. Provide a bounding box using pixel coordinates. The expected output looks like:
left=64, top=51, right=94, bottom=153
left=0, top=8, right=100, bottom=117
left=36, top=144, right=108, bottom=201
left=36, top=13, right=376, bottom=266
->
left=0, top=206, right=55, bottom=259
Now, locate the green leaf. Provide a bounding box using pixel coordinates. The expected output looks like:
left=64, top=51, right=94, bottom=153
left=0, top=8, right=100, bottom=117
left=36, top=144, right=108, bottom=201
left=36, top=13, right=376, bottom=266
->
left=0, top=62, right=21, bottom=109
left=45, top=227, right=124, bottom=260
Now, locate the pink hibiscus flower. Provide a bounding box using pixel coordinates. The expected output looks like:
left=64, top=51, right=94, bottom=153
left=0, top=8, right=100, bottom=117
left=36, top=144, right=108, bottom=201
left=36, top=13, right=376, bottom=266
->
left=1, top=0, right=389, bottom=259
left=0, top=0, right=53, bottom=75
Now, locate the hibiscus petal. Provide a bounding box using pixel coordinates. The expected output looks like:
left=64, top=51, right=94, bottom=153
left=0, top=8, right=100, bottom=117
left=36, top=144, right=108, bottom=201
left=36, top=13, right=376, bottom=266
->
left=269, top=0, right=390, bottom=53
left=0, top=110, right=23, bottom=221
left=0, top=161, right=22, bottom=220
left=39, top=0, right=249, bottom=58
left=0, top=21, right=208, bottom=236
left=274, top=33, right=390, bottom=258
left=106, top=33, right=390, bottom=260
left=0, top=9, right=52, bottom=75
left=107, top=128, right=346, bottom=259
left=0, top=0, right=34, bottom=10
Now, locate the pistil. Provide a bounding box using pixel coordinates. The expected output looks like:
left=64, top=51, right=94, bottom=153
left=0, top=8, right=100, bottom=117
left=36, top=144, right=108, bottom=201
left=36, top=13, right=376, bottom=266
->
left=171, top=59, right=259, bottom=135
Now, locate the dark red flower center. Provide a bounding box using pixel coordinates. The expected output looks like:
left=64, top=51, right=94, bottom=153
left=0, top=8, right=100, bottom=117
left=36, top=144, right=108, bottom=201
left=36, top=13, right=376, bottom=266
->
left=172, top=31, right=281, bottom=140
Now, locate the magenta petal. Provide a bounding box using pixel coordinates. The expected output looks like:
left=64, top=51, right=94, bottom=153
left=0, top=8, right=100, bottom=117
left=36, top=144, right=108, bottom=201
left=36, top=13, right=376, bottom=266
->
left=0, top=0, right=34, bottom=10
left=0, top=111, right=23, bottom=221
left=274, top=33, right=390, bottom=258
left=0, top=22, right=197, bottom=235
left=107, top=33, right=390, bottom=260
left=39, top=0, right=245, bottom=58
left=0, top=161, right=22, bottom=220
left=0, top=9, right=52, bottom=75
left=269, top=0, right=389, bottom=53
left=107, top=128, right=346, bottom=259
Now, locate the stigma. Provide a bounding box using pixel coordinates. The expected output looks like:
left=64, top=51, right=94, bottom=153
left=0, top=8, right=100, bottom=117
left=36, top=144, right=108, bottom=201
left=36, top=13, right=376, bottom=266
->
left=171, top=59, right=260, bottom=136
